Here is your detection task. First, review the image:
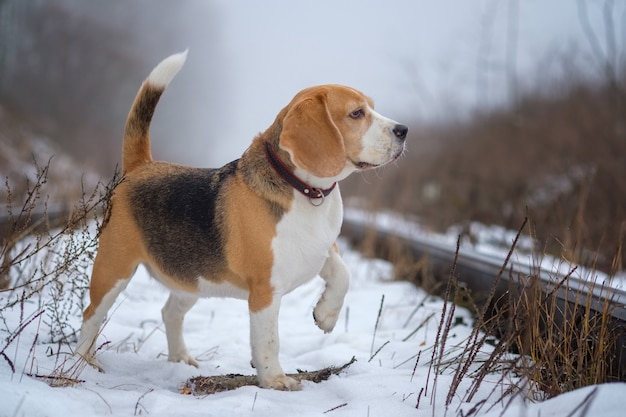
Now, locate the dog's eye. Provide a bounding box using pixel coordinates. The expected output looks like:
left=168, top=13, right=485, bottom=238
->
left=349, top=109, right=365, bottom=119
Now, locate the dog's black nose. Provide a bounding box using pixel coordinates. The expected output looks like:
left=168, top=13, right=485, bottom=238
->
left=393, top=124, right=408, bottom=140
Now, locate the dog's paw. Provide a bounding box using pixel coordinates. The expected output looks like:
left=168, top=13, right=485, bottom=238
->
left=259, top=375, right=302, bottom=391
left=76, top=353, right=105, bottom=373
left=313, top=300, right=340, bottom=334
left=168, top=352, right=199, bottom=368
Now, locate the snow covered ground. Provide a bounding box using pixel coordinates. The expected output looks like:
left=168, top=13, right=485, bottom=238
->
left=1, top=235, right=625, bottom=416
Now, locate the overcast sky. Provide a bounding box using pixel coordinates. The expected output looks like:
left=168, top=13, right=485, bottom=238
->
left=66, top=0, right=624, bottom=168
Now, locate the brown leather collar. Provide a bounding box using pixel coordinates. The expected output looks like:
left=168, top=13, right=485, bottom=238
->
left=264, top=142, right=336, bottom=202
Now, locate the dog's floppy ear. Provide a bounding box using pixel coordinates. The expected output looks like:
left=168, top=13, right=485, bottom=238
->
left=280, top=92, right=346, bottom=178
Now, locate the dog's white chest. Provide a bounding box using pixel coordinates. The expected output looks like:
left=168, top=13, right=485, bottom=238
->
left=270, top=191, right=343, bottom=294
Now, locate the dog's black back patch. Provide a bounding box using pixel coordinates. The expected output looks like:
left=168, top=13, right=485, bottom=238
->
left=128, top=161, right=238, bottom=282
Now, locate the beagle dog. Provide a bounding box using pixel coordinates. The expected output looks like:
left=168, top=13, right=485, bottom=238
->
left=76, top=51, right=407, bottom=391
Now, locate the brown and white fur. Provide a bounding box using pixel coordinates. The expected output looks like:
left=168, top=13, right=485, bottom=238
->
left=75, top=50, right=408, bottom=390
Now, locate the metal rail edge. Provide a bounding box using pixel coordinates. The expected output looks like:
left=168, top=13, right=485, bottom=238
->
left=341, top=215, right=626, bottom=380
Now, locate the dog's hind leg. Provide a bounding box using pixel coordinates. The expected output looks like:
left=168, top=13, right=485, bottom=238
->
left=161, top=292, right=199, bottom=367
left=75, top=218, right=142, bottom=370
left=75, top=253, right=135, bottom=370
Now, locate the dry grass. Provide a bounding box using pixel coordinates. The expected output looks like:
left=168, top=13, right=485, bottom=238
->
left=0, top=157, right=120, bottom=383
left=350, top=217, right=624, bottom=414
left=512, top=260, right=623, bottom=397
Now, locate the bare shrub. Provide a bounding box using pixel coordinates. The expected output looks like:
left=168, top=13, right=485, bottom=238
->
left=0, top=158, right=120, bottom=377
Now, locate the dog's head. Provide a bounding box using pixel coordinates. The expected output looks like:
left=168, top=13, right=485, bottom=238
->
left=279, top=85, right=407, bottom=181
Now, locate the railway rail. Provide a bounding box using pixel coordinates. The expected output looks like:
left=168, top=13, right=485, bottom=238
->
left=341, top=212, right=626, bottom=381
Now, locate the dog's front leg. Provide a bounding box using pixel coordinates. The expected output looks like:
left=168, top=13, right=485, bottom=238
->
left=162, top=292, right=199, bottom=367
left=313, top=245, right=350, bottom=333
left=249, top=295, right=301, bottom=391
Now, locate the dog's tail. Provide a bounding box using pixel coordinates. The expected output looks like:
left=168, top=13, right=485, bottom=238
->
left=122, top=50, right=188, bottom=174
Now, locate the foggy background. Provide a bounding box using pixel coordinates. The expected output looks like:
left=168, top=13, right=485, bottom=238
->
left=0, top=0, right=614, bottom=171
left=1, top=0, right=624, bottom=270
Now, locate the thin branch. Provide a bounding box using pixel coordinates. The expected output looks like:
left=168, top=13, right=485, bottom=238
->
left=181, top=357, right=357, bottom=395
